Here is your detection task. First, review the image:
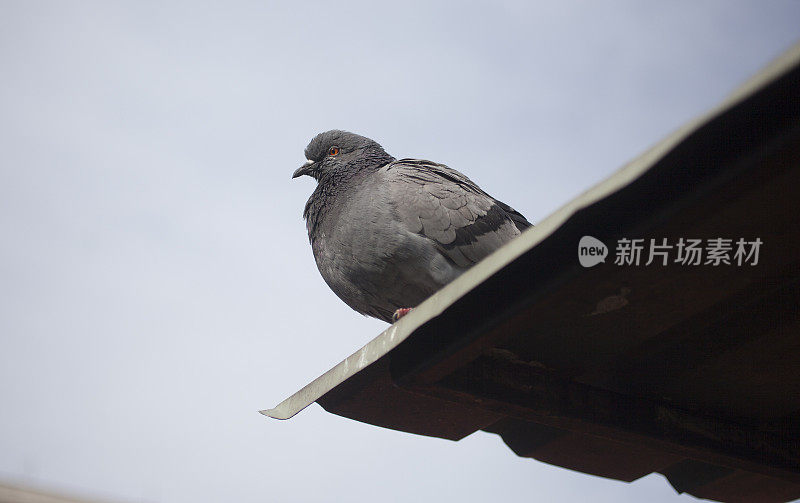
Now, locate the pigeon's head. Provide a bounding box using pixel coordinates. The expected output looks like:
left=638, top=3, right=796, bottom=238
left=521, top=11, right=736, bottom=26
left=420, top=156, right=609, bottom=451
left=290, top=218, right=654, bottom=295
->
left=292, top=130, right=393, bottom=181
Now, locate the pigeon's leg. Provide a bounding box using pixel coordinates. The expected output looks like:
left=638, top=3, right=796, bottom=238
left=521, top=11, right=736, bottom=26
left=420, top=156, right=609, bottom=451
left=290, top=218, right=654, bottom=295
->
left=392, top=308, right=413, bottom=322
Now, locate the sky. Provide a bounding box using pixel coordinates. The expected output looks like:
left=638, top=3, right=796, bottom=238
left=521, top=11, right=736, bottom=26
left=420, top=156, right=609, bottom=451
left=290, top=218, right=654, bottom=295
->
left=1, top=1, right=799, bottom=502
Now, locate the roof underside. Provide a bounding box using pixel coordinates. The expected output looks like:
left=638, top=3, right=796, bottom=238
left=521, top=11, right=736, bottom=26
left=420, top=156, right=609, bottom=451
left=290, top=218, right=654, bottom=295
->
left=265, top=44, right=800, bottom=503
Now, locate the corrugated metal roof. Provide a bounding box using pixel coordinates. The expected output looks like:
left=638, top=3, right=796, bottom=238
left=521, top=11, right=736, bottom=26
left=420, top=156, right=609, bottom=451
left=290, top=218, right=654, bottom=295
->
left=263, top=43, right=800, bottom=503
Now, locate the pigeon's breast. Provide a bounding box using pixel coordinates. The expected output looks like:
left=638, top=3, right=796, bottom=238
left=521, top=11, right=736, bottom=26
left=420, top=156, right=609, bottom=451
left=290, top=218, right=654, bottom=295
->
left=308, top=177, right=462, bottom=320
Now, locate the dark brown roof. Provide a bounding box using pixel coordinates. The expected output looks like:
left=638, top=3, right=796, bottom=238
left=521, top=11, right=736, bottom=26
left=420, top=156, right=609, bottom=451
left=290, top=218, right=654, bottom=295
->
left=264, top=43, right=800, bottom=503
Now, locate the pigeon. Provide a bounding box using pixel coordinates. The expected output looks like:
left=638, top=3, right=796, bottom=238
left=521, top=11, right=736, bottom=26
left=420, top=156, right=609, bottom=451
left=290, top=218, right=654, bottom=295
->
left=292, top=130, right=532, bottom=323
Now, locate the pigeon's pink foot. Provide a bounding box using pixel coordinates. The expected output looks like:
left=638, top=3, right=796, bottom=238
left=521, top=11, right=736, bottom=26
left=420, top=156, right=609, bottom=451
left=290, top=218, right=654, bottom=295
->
left=392, top=308, right=413, bottom=322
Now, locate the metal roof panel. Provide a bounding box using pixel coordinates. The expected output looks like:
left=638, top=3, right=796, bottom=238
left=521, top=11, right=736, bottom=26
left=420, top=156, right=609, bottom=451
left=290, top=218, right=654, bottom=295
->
left=263, top=43, right=800, bottom=503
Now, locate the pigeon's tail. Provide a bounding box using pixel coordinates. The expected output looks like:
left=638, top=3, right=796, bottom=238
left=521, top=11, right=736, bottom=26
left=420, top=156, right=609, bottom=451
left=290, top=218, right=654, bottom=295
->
left=496, top=199, right=533, bottom=232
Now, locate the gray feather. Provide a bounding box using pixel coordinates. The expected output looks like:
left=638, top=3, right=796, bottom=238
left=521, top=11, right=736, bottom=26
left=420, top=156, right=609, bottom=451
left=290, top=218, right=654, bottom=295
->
left=295, top=131, right=532, bottom=323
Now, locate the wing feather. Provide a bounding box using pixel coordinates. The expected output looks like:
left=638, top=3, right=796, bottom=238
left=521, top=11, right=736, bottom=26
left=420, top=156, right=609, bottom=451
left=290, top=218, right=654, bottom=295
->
left=383, top=158, right=532, bottom=268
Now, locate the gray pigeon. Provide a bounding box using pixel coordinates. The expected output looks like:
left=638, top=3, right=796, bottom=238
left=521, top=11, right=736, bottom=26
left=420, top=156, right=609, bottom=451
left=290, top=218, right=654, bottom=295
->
left=292, top=130, right=532, bottom=323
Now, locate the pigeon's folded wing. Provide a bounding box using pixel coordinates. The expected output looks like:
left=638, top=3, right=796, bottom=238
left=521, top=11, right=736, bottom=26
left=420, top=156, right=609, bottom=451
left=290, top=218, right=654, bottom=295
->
left=383, top=159, right=531, bottom=268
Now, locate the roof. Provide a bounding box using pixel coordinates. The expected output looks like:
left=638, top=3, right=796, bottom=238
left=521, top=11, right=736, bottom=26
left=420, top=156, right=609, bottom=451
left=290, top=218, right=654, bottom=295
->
left=0, top=481, right=116, bottom=503
left=263, top=43, right=800, bottom=503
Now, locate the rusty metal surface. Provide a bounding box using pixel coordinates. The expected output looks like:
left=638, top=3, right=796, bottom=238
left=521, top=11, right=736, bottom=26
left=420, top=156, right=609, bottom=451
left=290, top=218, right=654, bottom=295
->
left=263, top=43, right=800, bottom=502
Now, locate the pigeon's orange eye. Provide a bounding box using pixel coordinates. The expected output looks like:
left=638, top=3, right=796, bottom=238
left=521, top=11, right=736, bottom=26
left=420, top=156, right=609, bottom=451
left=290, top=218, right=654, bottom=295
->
left=328, top=146, right=340, bottom=156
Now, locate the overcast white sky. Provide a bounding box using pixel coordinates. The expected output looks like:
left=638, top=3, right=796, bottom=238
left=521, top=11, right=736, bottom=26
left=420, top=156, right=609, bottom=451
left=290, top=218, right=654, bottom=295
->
left=1, top=2, right=799, bottom=502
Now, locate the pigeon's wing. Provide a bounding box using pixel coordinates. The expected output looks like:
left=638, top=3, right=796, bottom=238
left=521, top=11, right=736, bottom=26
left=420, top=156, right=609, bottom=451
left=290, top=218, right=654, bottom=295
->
left=383, top=159, right=532, bottom=268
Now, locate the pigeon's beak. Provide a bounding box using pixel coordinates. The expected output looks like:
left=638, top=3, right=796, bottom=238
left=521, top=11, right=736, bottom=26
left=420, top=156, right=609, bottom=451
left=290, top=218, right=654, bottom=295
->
left=292, top=159, right=316, bottom=179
